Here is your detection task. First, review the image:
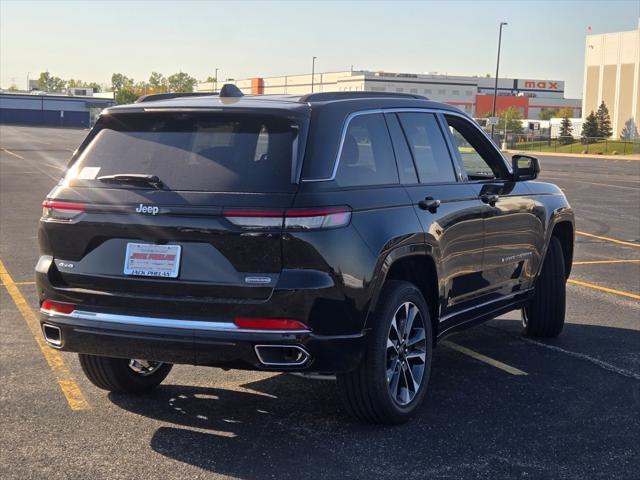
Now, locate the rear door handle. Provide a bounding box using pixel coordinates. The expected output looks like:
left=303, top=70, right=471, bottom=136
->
left=480, top=194, right=499, bottom=206
left=418, top=197, right=441, bottom=213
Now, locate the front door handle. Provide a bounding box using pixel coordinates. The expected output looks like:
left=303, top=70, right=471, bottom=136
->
left=418, top=196, right=441, bottom=213
left=480, top=194, right=499, bottom=206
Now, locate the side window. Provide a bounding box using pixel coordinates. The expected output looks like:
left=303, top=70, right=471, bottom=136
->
left=254, top=125, right=269, bottom=161
left=335, top=113, right=399, bottom=187
left=384, top=113, right=418, bottom=184
left=397, top=112, right=456, bottom=183
left=445, top=115, right=505, bottom=180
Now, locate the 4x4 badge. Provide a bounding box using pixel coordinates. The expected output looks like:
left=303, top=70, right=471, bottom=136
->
left=135, top=204, right=159, bottom=215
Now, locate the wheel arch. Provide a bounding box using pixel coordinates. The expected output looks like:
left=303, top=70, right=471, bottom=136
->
left=367, top=247, right=440, bottom=341
left=551, top=220, right=574, bottom=279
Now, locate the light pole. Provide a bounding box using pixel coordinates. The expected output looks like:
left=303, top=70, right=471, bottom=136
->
left=26, top=72, right=30, bottom=91
left=490, top=21, right=508, bottom=140
left=214, top=67, right=219, bottom=92
left=311, top=56, right=317, bottom=93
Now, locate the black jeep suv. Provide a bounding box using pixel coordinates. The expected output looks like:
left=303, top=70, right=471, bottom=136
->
left=37, top=87, right=574, bottom=424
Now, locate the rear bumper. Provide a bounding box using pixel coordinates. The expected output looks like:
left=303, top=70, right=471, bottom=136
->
left=39, top=309, right=366, bottom=373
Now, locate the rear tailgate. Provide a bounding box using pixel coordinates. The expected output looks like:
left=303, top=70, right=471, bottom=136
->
left=39, top=110, right=305, bottom=304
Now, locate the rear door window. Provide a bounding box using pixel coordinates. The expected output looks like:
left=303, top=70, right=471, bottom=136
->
left=335, top=113, right=399, bottom=187
left=397, top=112, right=456, bottom=183
left=66, top=112, right=300, bottom=192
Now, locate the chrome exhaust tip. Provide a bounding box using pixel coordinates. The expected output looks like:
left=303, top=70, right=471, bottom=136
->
left=254, top=344, right=310, bottom=367
left=42, top=324, right=63, bottom=348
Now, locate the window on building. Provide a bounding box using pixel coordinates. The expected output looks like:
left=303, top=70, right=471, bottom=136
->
left=370, top=86, right=386, bottom=92
left=465, top=90, right=473, bottom=96
left=424, top=89, right=432, bottom=95
left=396, top=88, right=404, bottom=93
left=335, top=114, right=399, bottom=187
left=397, top=112, right=456, bottom=183
left=452, top=90, right=460, bottom=96
left=410, top=88, right=418, bottom=94
left=438, top=89, right=446, bottom=95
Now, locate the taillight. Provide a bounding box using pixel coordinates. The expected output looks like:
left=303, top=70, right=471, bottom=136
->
left=41, top=300, right=76, bottom=315
left=285, top=207, right=351, bottom=230
left=223, top=206, right=351, bottom=230
left=234, top=317, right=310, bottom=331
left=223, top=209, right=284, bottom=229
left=42, top=200, right=85, bottom=222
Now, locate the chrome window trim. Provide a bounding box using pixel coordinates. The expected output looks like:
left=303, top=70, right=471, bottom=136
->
left=301, top=108, right=512, bottom=183
left=41, top=309, right=311, bottom=334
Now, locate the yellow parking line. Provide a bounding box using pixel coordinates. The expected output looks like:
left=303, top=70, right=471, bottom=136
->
left=568, top=279, right=640, bottom=300
left=442, top=341, right=528, bottom=376
left=576, top=231, right=640, bottom=248
left=573, top=259, right=640, bottom=265
left=14, top=281, right=36, bottom=285
left=0, top=259, right=90, bottom=411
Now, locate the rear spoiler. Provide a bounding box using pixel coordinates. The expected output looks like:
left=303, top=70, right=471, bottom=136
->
left=135, top=92, right=216, bottom=103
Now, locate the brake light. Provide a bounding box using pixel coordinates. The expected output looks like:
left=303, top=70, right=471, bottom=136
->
left=42, top=200, right=85, bottom=222
left=222, top=209, right=284, bottom=228
left=234, top=317, right=310, bottom=331
left=41, top=300, right=76, bottom=315
left=285, top=207, right=351, bottom=230
left=223, top=206, right=351, bottom=230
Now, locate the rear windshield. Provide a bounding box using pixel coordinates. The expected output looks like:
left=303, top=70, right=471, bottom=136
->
left=66, top=112, right=300, bottom=192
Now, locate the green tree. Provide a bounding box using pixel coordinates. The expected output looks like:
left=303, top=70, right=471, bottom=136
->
left=167, top=72, right=198, bottom=93
left=595, top=101, right=612, bottom=138
left=556, top=107, right=575, bottom=119
left=558, top=116, right=573, bottom=144
left=538, top=109, right=558, bottom=121
left=7, top=83, right=18, bottom=91
left=37, top=71, right=66, bottom=92
left=581, top=111, right=599, bottom=143
left=148, top=72, right=167, bottom=91
left=114, top=88, right=138, bottom=105
left=620, top=118, right=638, bottom=140
left=487, top=107, right=523, bottom=133
left=111, top=73, right=134, bottom=92
left=87, top=82, right=101, bottom=93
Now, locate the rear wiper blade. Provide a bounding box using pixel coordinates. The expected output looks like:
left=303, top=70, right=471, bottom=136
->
left=97, top=174, right=164, bottom=190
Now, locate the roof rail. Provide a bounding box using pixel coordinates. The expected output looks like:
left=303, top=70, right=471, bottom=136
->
left=135, top=92, right=216, bottom=103
left=298, top=91, right=428, bottom=103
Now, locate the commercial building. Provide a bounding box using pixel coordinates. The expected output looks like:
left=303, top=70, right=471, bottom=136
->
left=198, top=71, right=581, bottom=119
left=583, top=20, right=640, bottom=137
left=0, top=92, right=113, bottom=128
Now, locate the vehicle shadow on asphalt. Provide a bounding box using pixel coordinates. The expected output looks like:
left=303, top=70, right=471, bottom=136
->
left=108, top=321, right=640, bottom=480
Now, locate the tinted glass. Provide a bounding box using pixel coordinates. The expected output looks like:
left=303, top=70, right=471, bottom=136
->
left=66, top=112, right=299, bottom=192
left=397, top=113, right=456, bottom=183
left=385, top=113, right=418, bottom=184
left=445, top=115, right=504, bottom=180
left=335, top=113, right=399, bottom=187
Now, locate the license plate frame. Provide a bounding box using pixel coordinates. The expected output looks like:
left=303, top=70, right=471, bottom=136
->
left=123, top=243, right=181, bottom=278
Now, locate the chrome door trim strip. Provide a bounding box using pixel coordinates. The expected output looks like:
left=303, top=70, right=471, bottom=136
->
left=301, top=108, right=512, bottom=183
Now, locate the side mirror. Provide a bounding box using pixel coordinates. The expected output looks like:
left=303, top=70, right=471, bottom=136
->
left=512, top=154, right=540, bottom=181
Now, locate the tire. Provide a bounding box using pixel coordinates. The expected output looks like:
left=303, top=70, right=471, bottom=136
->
left=337, top=280, right=433, bottom=425
left=523, top=236, right=566, bottom=338
left=78, top=354, right=172, bottom=394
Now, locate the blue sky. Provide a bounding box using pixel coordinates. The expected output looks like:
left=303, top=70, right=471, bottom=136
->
left=1, top=0, right=638, bottom=98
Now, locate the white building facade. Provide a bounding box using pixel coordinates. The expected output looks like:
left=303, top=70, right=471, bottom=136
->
left=582, top=21, right=640, bottom=137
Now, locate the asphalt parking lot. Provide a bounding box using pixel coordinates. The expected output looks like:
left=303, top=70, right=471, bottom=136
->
left=1, top=124, right=639, bottom=480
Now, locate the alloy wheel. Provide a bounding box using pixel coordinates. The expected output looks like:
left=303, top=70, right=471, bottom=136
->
left=386, top=302, right=428, bottom=406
